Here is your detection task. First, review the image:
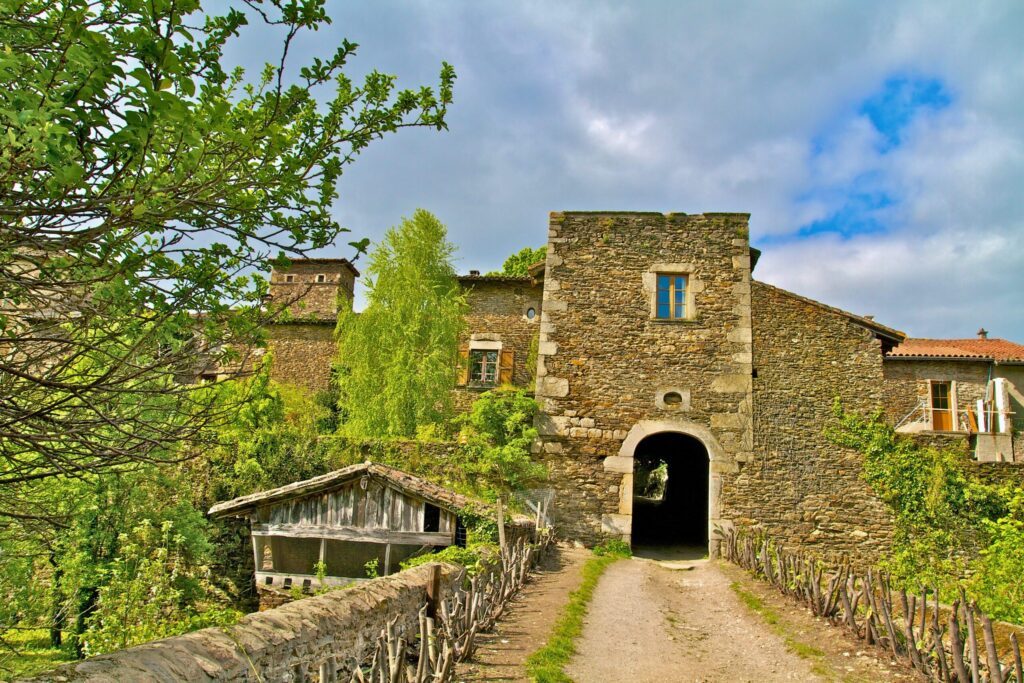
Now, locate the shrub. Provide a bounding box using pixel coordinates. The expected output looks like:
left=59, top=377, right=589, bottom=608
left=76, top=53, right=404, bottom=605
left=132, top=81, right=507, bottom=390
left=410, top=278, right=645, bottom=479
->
left=593, top=539, right=632, bottom=558
left=399, top=543, right=499, bottom=576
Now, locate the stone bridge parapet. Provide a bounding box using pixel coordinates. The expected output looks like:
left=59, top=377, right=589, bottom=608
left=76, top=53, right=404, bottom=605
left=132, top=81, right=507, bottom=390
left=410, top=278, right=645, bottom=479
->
left=24, top=563, right=461, bottom=682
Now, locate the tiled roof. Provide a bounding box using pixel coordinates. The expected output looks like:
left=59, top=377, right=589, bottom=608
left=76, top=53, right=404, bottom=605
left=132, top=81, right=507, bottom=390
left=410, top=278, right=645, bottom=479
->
left=457, top=274, right=534, bottom=283
left=272, top=257, right=360, bottom=276
left=208, top=462, right=476, bottom=518
left=886, top=338, right=1024, bottom=362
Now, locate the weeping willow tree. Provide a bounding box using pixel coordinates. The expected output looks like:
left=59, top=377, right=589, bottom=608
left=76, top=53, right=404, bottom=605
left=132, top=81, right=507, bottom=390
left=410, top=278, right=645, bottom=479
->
left=334, top=210, right=467, bottom=438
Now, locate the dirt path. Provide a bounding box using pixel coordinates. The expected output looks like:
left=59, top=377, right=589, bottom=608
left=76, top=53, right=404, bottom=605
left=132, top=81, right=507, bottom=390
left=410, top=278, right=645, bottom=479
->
left=566, top=553, right=914, bottom=683
left=457, top=545, right=590, bottom=682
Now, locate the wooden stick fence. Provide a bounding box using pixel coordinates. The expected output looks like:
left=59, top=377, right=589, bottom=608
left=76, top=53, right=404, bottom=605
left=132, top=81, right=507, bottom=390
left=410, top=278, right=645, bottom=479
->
left=722, top=527, right=1023, bottom=683
left=347, top=530, right=554, bottom=683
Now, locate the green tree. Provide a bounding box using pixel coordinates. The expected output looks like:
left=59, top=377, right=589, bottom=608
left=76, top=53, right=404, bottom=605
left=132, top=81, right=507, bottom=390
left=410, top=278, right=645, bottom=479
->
left=0, top=0, right=455, bottom=516
left=334, top=210, right=467, bottom=438
left=492, top=246, right=547, bottom=276
left=458, top=387, right=546, bottom=497
left=79, top=519, right=239, bottom=657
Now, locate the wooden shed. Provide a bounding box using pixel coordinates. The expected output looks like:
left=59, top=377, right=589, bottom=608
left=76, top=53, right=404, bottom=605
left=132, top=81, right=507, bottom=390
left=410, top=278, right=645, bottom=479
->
left=209, top=463, right=473, bottom=590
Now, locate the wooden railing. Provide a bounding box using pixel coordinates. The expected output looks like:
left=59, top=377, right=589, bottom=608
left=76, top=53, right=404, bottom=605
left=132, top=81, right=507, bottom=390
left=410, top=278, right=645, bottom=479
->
left=722, top=527, right=1023, bottom=683
left=348, top=531, right=554, bottom=682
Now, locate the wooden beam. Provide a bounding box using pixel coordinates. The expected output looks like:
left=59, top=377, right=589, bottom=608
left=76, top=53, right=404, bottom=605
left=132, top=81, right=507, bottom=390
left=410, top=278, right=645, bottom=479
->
left=251, top=535, right=263, bottom=572
left=250, top=524, right=453, bottom=546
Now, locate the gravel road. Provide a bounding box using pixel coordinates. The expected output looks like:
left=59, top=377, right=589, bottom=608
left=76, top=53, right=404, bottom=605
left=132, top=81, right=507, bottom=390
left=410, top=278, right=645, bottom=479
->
left=566, top=555, right=826, bottom=683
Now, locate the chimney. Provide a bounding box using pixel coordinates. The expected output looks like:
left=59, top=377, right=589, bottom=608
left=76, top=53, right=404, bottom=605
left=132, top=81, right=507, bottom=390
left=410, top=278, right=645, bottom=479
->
left=977, top=327, right=989, bottom=340
left=469, top=270, right=480, bottom=276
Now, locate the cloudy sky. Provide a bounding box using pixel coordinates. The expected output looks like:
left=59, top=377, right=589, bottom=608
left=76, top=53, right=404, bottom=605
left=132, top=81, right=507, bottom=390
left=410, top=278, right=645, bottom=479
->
left=224, top=1, right=1024, bottom=340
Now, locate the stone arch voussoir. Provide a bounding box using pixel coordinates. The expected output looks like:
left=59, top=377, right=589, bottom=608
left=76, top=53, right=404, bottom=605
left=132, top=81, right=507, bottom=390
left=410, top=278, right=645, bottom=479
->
left=602, top=418, right=731, bottom=556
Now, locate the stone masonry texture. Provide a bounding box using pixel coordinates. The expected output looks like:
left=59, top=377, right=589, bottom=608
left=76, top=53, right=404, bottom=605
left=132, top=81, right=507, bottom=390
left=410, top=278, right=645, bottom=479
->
left=264, top=259, right=355, bottom=393
left=26, top=563, right=460, bottom=682
left=255, top=216, right=1022, bottom=568
left=533, top=212, right=754, bottom=550
left=738, top=281, right=895, bottom=565
left=267, top=323, right=336, bottom=393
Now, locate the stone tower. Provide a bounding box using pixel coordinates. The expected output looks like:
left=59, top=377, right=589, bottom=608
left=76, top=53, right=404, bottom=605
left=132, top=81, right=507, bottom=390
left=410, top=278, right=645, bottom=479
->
left=266, top=258, right=359, bottom=391
left=268, top=258, right=358, bottom=321
left=533, top=212, right=754, bottom=555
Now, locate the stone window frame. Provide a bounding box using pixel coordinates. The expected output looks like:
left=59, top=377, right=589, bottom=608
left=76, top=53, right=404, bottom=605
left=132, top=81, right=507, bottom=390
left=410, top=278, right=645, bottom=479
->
left=641, top=263, right=703, bottom=322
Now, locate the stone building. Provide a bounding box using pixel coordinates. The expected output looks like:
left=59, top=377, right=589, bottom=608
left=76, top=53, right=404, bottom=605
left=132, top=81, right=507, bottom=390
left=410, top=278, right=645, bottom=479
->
left=265, top=258, right=358, bottom=390
left=260, top=211, right=1022, bottom=564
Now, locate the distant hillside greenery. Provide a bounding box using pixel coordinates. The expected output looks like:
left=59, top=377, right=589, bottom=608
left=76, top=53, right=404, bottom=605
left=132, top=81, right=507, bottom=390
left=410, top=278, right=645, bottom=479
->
left=490, top=246, right=547, bottom=276
left=828, top=403, right=1024, bottom=624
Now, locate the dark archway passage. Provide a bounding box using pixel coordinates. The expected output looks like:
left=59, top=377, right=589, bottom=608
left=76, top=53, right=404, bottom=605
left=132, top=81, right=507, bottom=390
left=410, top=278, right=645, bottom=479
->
left=631, top=432, right=709, bottom=548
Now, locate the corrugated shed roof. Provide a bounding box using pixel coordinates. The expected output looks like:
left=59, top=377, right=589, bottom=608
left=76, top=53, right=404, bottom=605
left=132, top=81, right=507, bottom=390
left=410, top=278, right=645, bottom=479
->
left=208, top=462, right=476, bottom=518
left=886, top=338, right=1024, bottom=362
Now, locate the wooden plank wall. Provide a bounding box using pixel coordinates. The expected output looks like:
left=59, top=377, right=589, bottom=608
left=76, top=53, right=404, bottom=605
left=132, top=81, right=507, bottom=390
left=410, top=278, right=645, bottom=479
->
left=257, top=478, right=454, bottom=534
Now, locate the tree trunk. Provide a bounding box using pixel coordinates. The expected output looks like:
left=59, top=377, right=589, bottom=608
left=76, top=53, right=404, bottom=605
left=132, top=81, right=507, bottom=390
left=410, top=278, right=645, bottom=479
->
left=73, top=586, right=99, bottom=659
left=48, top=549, right=64, bottom=648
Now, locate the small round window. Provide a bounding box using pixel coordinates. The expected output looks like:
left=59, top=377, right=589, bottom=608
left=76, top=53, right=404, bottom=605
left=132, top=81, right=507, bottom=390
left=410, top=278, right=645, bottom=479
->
left=663, top=391, right=683, bottom=406
left=526, top=307, right=537, bottom=320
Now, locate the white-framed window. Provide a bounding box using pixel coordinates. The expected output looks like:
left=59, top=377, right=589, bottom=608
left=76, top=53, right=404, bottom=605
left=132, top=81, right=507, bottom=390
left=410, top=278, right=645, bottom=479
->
left=470, top=349, right=500, bottom=386
left=927, top=379, right=959, bottom=431
left=316, top=274, right=326, bottom=283
left=459, top=339, right=514, bottom=388
left=285, top=274, right=295, bottom=283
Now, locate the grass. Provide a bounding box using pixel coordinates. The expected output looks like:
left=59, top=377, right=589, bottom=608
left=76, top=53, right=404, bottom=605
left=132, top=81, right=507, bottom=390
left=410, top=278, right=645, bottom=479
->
left=730, top=581, right=834, bottom=678
left=524, top=551, right=625, bottom=683
left=0, top=629, right=75, bottom=680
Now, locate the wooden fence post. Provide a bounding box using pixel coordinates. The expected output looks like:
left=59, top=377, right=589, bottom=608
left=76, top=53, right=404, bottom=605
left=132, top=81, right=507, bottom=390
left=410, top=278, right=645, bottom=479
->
left=496, top=495, right=507, bottom=552
left=426, top=563, right=441, bottom=619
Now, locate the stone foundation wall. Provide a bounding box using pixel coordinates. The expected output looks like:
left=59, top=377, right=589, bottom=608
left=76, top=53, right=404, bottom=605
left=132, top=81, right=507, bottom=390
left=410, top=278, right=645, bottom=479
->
left=28, top=563, right=460, bottom=682
left=735, top=281, right=895, bottom=566
left=534, top=211, right=754, bottom=548
left=970, top=460, right=1024, bottom=488
left=268, top=323, right=335, bottom=393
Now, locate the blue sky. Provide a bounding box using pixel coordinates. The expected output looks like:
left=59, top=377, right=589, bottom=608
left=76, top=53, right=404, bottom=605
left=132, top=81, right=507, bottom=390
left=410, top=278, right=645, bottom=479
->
left=221, top=1, right=1024, bottom=340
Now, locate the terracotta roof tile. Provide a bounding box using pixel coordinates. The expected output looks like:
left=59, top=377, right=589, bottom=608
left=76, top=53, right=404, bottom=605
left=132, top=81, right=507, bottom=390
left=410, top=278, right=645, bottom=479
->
left=886, top=338, right=1024, bottom=362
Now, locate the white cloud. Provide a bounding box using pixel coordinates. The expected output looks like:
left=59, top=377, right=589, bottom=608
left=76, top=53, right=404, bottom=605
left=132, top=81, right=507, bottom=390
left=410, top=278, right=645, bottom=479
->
left=243, top=0, right=1024, bottom=337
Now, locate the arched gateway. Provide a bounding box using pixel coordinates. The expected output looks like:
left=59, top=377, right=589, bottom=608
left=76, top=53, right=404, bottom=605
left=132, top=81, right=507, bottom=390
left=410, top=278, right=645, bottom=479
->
left=606, top=419, right=729, bottom=556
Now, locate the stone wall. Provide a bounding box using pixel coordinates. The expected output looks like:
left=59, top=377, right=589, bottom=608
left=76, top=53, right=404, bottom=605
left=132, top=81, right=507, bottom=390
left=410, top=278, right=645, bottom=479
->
left=454, top=277, right=542, bottom=410
left=269, top=259, right=356, bottom=321
left=27, top=563, right=459, bottom=682
left=534, top=211, right=754, bottom=549
left=884, top=359, right=991, bottom=429
left=735, top=281, right=895, bottom=565
left=883, top=360, right=1024, bottom=461
left=267, top=322, right=336, bottom=393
